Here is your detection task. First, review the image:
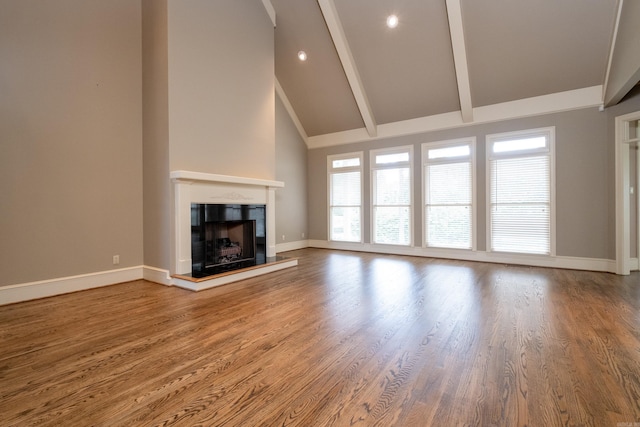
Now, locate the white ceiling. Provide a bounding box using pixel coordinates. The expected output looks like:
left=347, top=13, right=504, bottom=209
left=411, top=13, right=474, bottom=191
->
left=270, top=0, right=632, bottom=147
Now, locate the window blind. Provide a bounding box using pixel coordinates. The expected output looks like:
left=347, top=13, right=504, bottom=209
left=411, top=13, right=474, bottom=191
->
left=490, top=155, right=550, bottom=254
left=373, top=167, right=411, bottom=245
left=331, top=171, right=360, bottom=206
left=425, top=161, right=472, bottom=249
left=330, top=168, right=361, bottom=242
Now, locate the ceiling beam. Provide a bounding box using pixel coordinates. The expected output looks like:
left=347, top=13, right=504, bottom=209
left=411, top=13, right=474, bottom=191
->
left=602, top=0, right=623, bottom=106
left=307, top=86, right=602, bottom=148
left=317, top=0, right=378, bottom=137
left=446, top=0, right=473, bottom=123
left=602, top=0, right=640, bottom=107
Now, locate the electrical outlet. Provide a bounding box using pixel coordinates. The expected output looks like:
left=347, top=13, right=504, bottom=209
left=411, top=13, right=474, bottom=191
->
left=282, top=234, right=285, bottom=241
left=113, top=255, right=120, bottom=265
left=302, top=232, right=305, bottom=238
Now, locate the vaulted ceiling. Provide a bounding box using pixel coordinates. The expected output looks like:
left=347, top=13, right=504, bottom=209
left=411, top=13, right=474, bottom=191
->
left=270, top=0, right=634, bottom=148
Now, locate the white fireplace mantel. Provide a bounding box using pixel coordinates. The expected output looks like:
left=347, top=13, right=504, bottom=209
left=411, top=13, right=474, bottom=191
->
left=171, top=170, right=284, bottom=276
left=170, top=170, right=284, bottom=189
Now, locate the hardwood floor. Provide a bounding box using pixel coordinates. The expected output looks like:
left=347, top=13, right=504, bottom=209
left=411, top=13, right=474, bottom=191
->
left=1, top=248, right=639, bottom=426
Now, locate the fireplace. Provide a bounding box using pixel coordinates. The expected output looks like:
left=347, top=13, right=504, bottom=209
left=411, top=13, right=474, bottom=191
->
left=191, top=203, right=266, bottom=277
left=171, top=171, right=297, bottom=291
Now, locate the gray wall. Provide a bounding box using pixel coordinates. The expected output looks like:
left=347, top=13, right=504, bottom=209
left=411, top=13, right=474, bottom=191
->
left=1, top=0, right=277, bottom=286
left=142, top=0, right=171, bottom=271
left=275, top=96, right=308, bottom=244
left=167, top=0, right=275, bottom=179
left=0, top=0, right=143, bottom=287
left=308, top=93, right=640, bottom=260
left=143, top=0, right=276, bottom=272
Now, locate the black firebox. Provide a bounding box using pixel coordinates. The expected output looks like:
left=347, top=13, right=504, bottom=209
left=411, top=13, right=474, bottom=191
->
left=190, top=204, right=266, bottom=277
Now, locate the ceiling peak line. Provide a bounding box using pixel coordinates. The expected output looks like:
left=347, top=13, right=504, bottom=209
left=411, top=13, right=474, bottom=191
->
left=317, top=0, right=378, bottom=138
left=261, top=0, right=276, bottom=27
left=446, top=0, right=473, bottom=123
left=275, top=77, right=309, bottom=147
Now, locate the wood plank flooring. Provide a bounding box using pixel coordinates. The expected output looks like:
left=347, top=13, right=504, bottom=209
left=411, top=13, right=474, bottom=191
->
left=1, top=248, right=639, bottom=426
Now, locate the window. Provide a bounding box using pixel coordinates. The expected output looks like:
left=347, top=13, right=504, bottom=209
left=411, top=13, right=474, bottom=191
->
left=487, top=127, right=555, bottom=255
left=328, top=152, right=363, bottom=242
left=423, top=139, right=475, bottom=250
left=371, top=146, right=412, bottom=245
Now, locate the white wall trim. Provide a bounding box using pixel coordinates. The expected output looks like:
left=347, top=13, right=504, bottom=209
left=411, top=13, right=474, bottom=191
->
left=143, top=266, right=173, bottom=286
left=276, top=240, right=309, bottom=253
left=2, top=244, right=625, bottom=306
left=0, top=259, right=308, bottom=305
left=615, top=110, right=640, bottom=274
left=0, top=267, right=144, bottom=306
left=307, top=86, right=603, bottom=149
left=307, top=240, right=617, bottom=273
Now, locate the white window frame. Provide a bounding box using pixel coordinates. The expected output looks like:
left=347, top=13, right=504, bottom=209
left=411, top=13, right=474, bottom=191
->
left=327, top=152, right=363, bottom=243
left=422, top=138, right=476, bottom=250
left=615, top=111, right=640, bottom=274
left=370, top=145, right=414, bottom=246
left=486, top=127, right=556, bottom=256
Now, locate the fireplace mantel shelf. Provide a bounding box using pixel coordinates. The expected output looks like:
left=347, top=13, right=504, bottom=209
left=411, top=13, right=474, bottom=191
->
left=171, top=170, right=284, bottom=188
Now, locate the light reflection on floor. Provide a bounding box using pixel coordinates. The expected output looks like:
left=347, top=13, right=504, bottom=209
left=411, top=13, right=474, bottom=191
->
left=322, top=252, right=491, bottom=335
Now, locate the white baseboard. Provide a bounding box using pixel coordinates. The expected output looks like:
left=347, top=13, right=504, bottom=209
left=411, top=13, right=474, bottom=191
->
left=307, top=240, right=617, bottom=273
left=0, top=266, right=144, bottom=306
left=0, top=257, right=300, bottom=305
left=631, top=258, right=639, bottom=271
left=143, top=265, right=173, bottom=286
left=276, top=239, right=309, bottom=253
left=1, top=244, right=622, bottom=306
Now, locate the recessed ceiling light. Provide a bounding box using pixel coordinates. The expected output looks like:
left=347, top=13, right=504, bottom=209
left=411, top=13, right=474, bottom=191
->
left=297, top=50, right=307, bottom=61
left=386, top=14, right=399, bottom=29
